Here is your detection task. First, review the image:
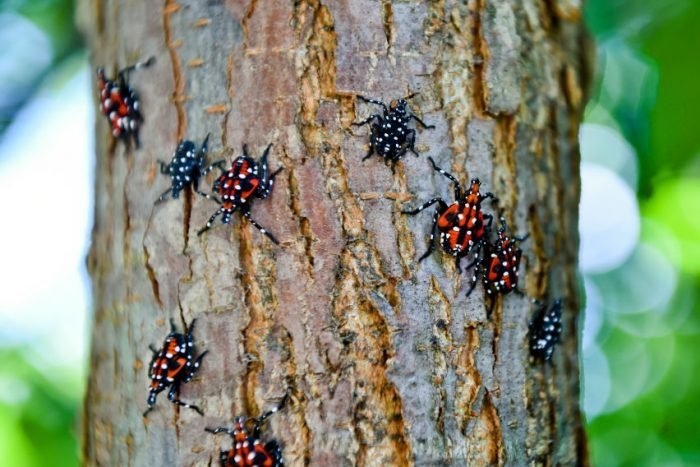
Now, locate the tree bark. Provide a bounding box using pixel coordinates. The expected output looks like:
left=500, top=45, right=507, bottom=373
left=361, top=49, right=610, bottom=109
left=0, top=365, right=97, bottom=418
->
left=79, top=0, right=591, bottom=465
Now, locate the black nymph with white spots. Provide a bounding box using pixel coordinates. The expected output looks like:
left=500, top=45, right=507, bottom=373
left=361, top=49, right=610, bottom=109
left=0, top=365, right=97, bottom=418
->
left=143, top=318, right=208, bottom=417
left=352, top=95, right=435, bottom=165
left=529, top=299, right=563, bottom=362
left=155, top=134, right=225, bottom=204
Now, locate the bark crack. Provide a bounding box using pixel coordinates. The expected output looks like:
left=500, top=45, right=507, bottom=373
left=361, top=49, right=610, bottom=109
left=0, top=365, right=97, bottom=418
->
left=471, top=0, right=488, bottom=116
left=142, top=241, right=163, bottom=308
left=335, top=244, right=410, bottom=465
left=163, top=0, right=186, bottom=140
left=242, top=0, right=259, bottom=52
left=428, top=276, right=453, bottom=462
left=381, top=0, right=395, bottom=55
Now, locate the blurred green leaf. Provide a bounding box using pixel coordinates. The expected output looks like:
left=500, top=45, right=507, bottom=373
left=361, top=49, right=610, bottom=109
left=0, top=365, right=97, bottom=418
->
left=0, top=348, right=80, bottom=467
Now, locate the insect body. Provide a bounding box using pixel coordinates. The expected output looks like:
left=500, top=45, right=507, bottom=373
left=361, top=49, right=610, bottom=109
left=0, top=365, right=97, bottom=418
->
left=155, top=134, right=225, bottom=204
left=467, top=217, right=528, bottom=297
left=529, top=300, right=563, bottom=361
left=352, top=95, right=434, bottom=165
left=96, top=56, right=154, bottom=148
left=144, top=318, right=207, bottom=416
left=402, top=156, right=494, bottom=272
left=197, top=144, right=283, bottom=244
left=206, top=397, right=286, bottom=467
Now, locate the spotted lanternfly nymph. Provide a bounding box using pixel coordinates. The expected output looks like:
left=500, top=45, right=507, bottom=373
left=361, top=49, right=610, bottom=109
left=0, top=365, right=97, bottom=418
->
left=467, top=216, right=528, bottom=297
left=352, top=94, right=435, bottom=165
left=197, top=143, right=283, bottom=244
left=155, top=134, right=225, bottom=204
left=96, top=56, right=154, bottom=148
left=206, top=396, right=286, bottom=467
left=402, top=156, right=495, bottom=273
left=529, top=300, right=563, bottom=361
left=144, top=318, right=207, bottom=416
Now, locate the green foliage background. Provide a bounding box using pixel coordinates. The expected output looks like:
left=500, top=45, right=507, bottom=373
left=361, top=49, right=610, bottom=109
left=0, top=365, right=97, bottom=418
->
left=585, top=0, right=700, bottom=464
left=0, top=0, right=697, bottom=465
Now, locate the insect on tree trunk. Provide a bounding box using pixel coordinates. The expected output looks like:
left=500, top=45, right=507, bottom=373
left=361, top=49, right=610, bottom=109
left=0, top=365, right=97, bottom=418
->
left=78, top=1, right=592, bottom=465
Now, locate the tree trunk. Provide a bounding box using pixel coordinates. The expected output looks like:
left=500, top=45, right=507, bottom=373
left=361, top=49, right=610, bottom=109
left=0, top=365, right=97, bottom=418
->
left=79, top=0, right=591, bottom=465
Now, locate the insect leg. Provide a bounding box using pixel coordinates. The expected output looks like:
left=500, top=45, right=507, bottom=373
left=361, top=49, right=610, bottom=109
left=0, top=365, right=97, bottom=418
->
left=417, top=207, right=442, bottom=263
left=427, top=156, right=462, bottom=198
left=155, top=188, right=173, bottom=204
left=205, top=427, right=237, bottom=437
left=410, top=113, right=435, bottom=129
left=167, top=383, right=203, bottom=415
left=117, top=56, right=155, bottom=83
left=356, top=95, right=389, bottom=113
left=259, top=143, right=273, bottom=186
left=197, top=207, right=224, bottom=236
left=401, top=197, right=445, bottom=216
left=242, top=209, right=279, bottom=245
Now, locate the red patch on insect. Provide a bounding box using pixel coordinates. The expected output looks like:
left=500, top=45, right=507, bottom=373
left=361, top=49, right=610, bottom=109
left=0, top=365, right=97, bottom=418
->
left=95, top=57, right=153, bottom=148
left=480, top=217, right=528, bottom=296
left=216, top=157, right=261, bottom=205
left=198, top=144, right=283, bottom=244
left=402, top=157, right=496, bottom=278
left=144, top=318, right=207, bottom=417
left=206, top=397, right=286, bottom=467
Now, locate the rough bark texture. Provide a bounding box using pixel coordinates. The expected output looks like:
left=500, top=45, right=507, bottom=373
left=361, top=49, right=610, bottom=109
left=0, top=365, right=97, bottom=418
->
left=79, top=0, right=591, bottom=465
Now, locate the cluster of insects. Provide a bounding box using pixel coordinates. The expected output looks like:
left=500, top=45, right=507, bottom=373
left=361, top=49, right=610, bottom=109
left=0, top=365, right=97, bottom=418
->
left=97, top=58, right=565, bottom=465
left=401, top=156, right=528, bottom=301
left=145, top=319, right=286, bottom=466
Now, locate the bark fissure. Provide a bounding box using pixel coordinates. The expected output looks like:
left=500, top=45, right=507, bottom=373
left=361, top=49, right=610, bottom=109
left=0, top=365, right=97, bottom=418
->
left=471, top=0, right=488, bottom=116
left=142, top=241, right=163, bottom=308
left=381, top=0, right=395, bottom=55
left=335, top=245, right=410, bottom=465
left=163, top=0, right=186, bottom=140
